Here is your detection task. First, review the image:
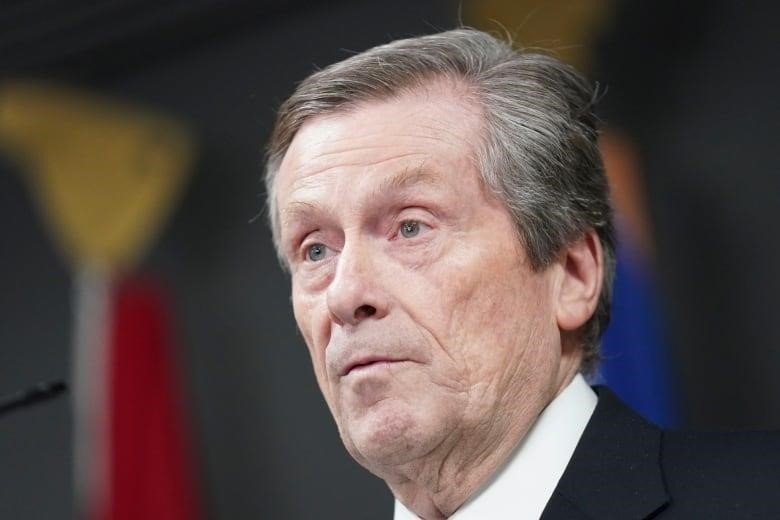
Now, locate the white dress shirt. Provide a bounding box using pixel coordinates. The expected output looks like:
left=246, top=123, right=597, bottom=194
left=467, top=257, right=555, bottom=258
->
left=394, top=374, right=597, bottom=519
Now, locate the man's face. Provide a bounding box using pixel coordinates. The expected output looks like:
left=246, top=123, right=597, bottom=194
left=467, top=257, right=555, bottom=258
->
left=274, top=86, right=564, bottom=476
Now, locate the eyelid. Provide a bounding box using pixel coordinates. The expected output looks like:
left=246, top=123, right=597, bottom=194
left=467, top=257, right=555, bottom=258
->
left=299, top=230, right=342, bottom=265
left=293, top=231, right=319, bottom=262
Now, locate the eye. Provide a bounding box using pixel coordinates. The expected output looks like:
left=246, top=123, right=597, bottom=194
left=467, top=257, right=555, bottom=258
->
left=306, top=243, right=328, bottom=261
left=399, top=220, right=421, bottom=238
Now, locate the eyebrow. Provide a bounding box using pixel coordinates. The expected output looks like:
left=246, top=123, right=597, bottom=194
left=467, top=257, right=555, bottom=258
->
left=280, top=165, right=445, bottom=231
left=280, top=200, right=319, bottom=230
left=372, top=164, right=445, bottom=197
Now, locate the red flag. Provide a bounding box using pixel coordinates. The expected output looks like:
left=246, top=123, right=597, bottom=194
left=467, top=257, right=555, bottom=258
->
left=103, top=275, right=200, bottom=520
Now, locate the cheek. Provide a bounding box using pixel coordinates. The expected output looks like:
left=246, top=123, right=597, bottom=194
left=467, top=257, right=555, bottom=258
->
left=292, top=289, right=330, bottom=390
left=428, top=249, right=516, bottom=336
left=392, top=256, right=499, bottom=383
left=431, top=254, right=553, bottom=376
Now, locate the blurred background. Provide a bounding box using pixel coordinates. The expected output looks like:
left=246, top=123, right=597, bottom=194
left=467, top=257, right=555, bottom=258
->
left=1, top=0, right=779, bottom=518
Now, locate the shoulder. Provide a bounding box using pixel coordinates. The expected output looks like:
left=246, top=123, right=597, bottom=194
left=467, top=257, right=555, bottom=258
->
left=545, top=387, right=780, bottom=519
left=587, top=386, right=780, bottom=518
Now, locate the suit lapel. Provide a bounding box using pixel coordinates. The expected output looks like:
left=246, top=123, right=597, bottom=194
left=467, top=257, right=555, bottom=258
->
left=541, top=387, right=670, bottom=519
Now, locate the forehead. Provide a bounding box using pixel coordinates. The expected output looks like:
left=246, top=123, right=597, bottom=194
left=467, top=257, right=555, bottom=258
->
left=275, top=86, right=484, bottom=199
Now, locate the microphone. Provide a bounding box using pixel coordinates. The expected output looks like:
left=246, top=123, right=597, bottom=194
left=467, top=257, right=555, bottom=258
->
left=0, top=380, right=67, bottom=418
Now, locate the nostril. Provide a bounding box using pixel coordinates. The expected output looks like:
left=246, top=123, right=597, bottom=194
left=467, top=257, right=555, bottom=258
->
left=355, top=304, right=376, bottom=320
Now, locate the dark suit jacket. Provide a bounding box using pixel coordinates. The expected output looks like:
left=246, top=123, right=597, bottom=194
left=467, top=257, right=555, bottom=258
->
left=541, top=387, right=780, bottom=519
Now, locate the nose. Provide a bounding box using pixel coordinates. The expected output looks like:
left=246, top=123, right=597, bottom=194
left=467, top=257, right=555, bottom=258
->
left=326, top=241, right=388, bottom=327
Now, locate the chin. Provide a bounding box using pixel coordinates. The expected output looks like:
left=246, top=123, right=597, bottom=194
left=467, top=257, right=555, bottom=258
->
left=341, top=398, right=435, bottom=469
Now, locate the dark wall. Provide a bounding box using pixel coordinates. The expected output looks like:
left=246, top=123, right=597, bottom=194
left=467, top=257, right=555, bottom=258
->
left=4, top=1, right=780, bottom=518
left=0, top=165, right=72, bottom=519
left=594, top=0, right=780, bottom=429
left=0, top=2, right=456, bottom=518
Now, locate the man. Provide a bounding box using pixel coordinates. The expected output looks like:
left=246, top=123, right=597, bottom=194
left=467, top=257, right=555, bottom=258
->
left=264, top=28, right=779, bottom=519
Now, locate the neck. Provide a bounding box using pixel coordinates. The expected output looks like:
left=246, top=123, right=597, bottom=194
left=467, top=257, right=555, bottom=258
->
left=386, top=404, right=537, bottom=519
left=388, top=356, right=582, bottom=519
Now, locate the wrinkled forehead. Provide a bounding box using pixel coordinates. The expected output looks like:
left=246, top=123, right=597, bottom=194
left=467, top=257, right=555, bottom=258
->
left=275, top=84, right=484, bottom=193
left=272, top=73, right=481, bottom=163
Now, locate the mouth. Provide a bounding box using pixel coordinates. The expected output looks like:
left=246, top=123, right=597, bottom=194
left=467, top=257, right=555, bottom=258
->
left=341, top=357, right=407, bottom=376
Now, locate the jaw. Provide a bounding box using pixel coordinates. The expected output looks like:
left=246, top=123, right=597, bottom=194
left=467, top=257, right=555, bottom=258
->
left=376, top=360, right=566, bottom=519
left=335, top=375, right=466, bottom=472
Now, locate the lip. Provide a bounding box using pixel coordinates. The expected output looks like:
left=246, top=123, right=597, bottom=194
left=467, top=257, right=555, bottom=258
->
left=340, top=356, right=408, bottom=376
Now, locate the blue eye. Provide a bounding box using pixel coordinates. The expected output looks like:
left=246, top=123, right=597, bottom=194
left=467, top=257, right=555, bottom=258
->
left=400, top=221, right=420, bottom=238
left=306, top=244, right=327, bottom=261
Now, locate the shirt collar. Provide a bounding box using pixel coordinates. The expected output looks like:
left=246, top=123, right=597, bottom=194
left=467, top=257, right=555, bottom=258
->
left=394, top=374, right=597, bottom=519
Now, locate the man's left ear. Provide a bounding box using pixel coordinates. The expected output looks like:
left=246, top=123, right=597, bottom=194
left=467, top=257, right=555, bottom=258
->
left=554, top=230, right=603, bottom=332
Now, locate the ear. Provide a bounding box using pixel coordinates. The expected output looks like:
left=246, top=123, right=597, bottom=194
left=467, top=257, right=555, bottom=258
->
left=554, top=230, right=604, bottom=333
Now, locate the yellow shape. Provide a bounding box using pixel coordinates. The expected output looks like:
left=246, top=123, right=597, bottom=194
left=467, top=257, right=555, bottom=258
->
left=0, top=81, right=193, bottom=272
left=465, top=0, right=613, bottom=72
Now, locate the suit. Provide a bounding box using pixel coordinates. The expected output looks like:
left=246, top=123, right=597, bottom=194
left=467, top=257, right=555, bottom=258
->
left=541, top=387, right=780, bottom=519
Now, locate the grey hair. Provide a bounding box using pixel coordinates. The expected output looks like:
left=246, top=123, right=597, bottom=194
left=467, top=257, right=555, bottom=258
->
left=264, top=28, right=615, bottom=374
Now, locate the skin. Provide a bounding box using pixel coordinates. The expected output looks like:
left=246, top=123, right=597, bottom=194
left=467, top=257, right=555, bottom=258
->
left=274, top=82, right=603, bottom=519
